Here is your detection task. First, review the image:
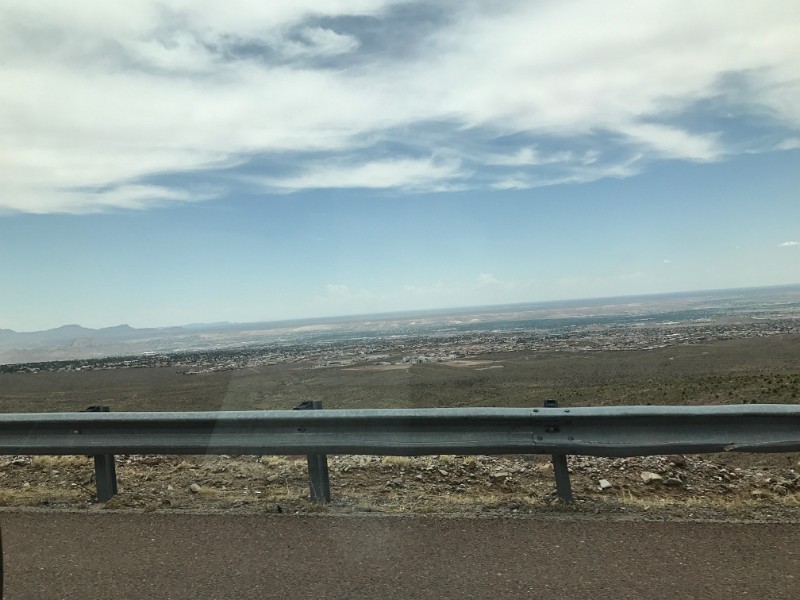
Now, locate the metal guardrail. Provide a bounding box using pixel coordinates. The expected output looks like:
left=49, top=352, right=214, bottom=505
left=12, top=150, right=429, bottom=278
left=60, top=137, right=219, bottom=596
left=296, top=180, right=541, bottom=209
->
left=0, top=403, right=798, bottom=503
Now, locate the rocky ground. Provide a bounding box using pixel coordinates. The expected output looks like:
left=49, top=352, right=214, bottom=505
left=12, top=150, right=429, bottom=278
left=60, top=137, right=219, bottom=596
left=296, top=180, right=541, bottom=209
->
left=1, top=452, right=798, bottom=522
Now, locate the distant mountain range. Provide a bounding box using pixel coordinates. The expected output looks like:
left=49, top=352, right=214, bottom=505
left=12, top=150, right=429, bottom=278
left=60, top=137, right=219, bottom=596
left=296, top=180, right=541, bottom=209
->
left=0, top=315, right=396, bottom=364
left=0, top=322, right=272, bottom=364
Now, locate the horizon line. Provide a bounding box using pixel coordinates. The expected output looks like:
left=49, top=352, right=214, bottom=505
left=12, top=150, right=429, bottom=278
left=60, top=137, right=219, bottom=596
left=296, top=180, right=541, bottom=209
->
left=4, top=281, right=799, bottom=335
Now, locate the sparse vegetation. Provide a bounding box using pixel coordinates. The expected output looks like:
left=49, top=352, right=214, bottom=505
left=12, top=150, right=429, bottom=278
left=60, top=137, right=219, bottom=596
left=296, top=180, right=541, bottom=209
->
left=1, top=452, right=798, bottom=521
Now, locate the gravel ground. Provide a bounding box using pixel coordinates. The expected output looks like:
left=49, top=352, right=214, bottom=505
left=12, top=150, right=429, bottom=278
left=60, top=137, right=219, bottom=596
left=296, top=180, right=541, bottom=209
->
left=1, top=452, right=798, bottom=522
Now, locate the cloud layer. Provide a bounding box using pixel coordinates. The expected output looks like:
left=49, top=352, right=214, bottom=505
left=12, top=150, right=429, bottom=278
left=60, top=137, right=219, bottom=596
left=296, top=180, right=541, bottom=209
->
left=1, top=0, right=799, bottom=213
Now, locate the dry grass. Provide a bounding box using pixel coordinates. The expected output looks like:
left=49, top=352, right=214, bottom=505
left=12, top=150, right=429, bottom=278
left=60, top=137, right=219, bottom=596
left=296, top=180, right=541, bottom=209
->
left=0, top=486, right=85, bottom=506
left=617, top=489, right=800, bottom=511
left=29, top=455, right=92, bottom=469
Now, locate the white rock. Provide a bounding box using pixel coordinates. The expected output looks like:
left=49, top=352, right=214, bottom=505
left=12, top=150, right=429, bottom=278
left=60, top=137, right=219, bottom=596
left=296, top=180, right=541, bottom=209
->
left=640, top=471, right=663, bottom=484
left=189, top=483, right=201, bottom=493
left=598, top=479, right=613, bottom=490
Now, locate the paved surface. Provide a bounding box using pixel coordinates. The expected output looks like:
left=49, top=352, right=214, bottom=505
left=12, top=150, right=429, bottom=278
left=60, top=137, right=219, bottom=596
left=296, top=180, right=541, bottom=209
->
left=1, top=512, right=799, bottom=599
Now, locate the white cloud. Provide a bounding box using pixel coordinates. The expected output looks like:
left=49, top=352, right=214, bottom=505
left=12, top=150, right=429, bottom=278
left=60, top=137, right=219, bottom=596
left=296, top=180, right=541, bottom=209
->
left=617, top=123, right=722, bottom=162
left=1, top=0, right=798, bottom=213
left=3, top=184, right=217, bottom=215
left=282, top=27, right=361, bottom=58
left=775, top=138, right=800, bottom=151
left=261, top=157, right=465, bottom=191
left=778, top=241, right=799, bottom=247
left=119, top=32, right=221, bottom=73
left=486, top=147, right=576, bottom=167
left=490, top=154, right=643, bottom=190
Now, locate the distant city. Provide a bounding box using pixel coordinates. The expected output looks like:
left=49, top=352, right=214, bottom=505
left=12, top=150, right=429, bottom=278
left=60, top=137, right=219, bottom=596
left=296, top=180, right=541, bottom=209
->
left=1, top=284, right=799, bottom=371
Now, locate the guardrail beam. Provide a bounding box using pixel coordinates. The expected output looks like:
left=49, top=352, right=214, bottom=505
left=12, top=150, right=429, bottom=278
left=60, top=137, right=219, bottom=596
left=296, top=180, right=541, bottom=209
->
left=1, top=404, right=798, bottom=505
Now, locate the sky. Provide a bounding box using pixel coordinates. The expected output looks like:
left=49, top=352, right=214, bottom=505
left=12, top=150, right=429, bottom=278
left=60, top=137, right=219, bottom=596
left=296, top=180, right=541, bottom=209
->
left=1, top=1, right=799, bottom=332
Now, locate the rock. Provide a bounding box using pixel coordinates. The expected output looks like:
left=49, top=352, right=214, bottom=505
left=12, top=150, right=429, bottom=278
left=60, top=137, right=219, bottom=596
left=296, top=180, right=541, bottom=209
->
left=438, top=469, right=449, bottom=476
left=189, top=483, right=201, bottom=493
left=771, top=484, right=789, bottom=496
left=166, top=484, right=174, bottom=491
left=491, top=471, right=510, bottom=479
left=668, top=455, right=687, bottom=467
left=598, top=479, right=612, bottom=490
left=751, top=489, right=769, bottom=498
left=664, top=477, right=683, bottom=487
left=640, top=471, right=663, bottom=484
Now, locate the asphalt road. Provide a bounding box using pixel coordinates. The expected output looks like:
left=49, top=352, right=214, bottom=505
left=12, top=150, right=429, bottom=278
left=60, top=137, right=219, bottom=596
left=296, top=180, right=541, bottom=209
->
left=2, top=512, right=798, bottom=599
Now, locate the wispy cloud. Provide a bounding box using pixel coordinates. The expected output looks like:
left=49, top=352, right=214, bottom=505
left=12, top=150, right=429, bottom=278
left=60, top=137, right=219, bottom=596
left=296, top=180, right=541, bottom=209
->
left=489, top=154, right=643, bottom=190
left=778, top=241, right=799, bottom=247
left=27, top=185, right=217, bottom=215
left=618, top=123, right=722, bottom=162
left=281, top=27, right=361, bottom=58
left=260, top=157, right=466, bottom=191
left=775, top=138, right=800, bottom=151
left=485, top=147, right=577, bottom=167
left=1, top=1, right=798, bottom=213
left=477, top=273, right=500, bottom=287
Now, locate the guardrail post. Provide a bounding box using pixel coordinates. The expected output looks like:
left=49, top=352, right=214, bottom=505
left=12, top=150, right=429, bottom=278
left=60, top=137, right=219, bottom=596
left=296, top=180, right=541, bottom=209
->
left=83, top=406, right=118, bottom=502
left=551, top=453, right=573, bottom=503
left=544, top=400, right=573, bottom=503
left=293, top=401, right=331, bottom=503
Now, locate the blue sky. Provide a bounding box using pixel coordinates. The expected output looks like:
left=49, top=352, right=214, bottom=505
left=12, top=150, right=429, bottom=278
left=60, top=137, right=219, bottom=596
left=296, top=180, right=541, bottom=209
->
left=1, top=1, right=798, bottom=331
